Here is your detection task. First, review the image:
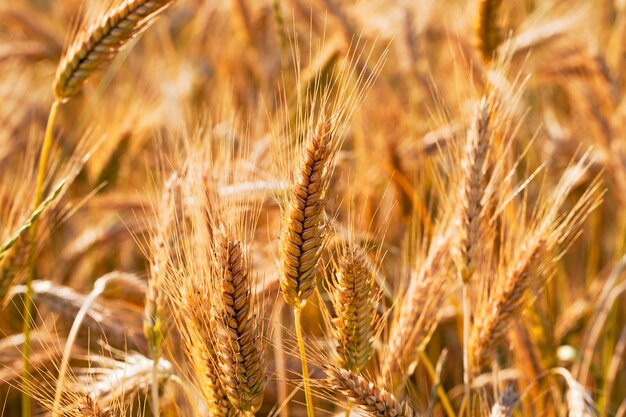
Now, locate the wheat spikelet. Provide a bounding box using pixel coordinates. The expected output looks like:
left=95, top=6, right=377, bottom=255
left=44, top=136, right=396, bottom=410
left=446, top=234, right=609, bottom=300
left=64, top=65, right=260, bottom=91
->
left=475, top=0, right=503, bottom=63
left=327, top=367, right=417, bottom=417
left=212, top=230, right=265, bottom=414
left=331, top=244, right=377, bottom=372
left=54, top=0, right=174, bottom=100
left=279, top=118, right=333, bottom=308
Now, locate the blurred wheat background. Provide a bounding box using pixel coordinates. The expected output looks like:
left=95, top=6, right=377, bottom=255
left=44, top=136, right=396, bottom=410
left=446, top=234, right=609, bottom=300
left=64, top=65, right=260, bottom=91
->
left=0, top=0, right=625, bottom=416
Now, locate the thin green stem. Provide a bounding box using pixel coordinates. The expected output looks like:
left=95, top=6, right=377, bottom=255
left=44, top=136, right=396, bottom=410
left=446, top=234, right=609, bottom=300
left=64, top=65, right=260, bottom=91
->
left=294, top=307, right=315, bottom=417
left=22, top=99, right=60, bottom=417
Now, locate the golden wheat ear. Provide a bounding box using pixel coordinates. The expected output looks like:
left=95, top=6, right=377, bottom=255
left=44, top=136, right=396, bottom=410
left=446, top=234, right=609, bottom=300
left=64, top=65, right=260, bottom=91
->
left=212, top=230, right=266, bottom=415
left=54, top=0, right=175, bottom=100
left=326, top=367, right=417, bottom=417
left=279, top=118, right=333, bottom=309
left=330, top=243, right=377, bottom=373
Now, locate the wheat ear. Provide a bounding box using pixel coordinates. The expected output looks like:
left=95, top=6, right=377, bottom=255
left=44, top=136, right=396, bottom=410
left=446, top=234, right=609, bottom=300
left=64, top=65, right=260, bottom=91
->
left=470, top=235, right=544, bottom=368
left=455, top=96, right=493, bottom=413
left=279, top=118, right=334, bottom=417
left=212, top=231, right=265, bottom=415
left=327, top=367, right=418, bottom=417
left=475, top=0, right=503, bottom=63
left=381, top=231, right=449, bottom=382
left=54, top=0, right=174, bottom=100
left=279, top=118, right=333, bottom=309
left=332, top=245, right=377, bottom=373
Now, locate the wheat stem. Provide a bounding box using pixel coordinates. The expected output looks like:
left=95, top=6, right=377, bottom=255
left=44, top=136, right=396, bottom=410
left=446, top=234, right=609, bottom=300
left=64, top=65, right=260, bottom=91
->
left=294, top=307, right=315, bottom=417
left=22, top=99, right=60, bottom=417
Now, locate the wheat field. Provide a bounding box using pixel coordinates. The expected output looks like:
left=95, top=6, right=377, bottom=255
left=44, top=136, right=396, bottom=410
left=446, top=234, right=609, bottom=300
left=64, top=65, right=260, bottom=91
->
left=0, top=0, right=625, bottom=416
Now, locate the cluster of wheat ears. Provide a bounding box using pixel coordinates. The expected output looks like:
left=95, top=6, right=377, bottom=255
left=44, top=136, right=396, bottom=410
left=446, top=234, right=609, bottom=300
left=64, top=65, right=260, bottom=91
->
left=0, top=0, right=625, bottom=416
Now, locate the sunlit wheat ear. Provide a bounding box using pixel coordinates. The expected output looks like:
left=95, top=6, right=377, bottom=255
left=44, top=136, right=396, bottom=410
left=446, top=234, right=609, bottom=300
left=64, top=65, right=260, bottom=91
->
left=326, top=367, right=418, bottom=417
left=455, top=97, right=493, bottom=285
left=475, top=0, right=503, bottom=63
left=470, top=156, right=602, bottom=370
left=212, top=230, right=266, bottom=415
left=279, top=118, right=333, bottom=309
left=330, top=244, right=378, bottom=373
left=54, top=0, right=175, bottom=100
